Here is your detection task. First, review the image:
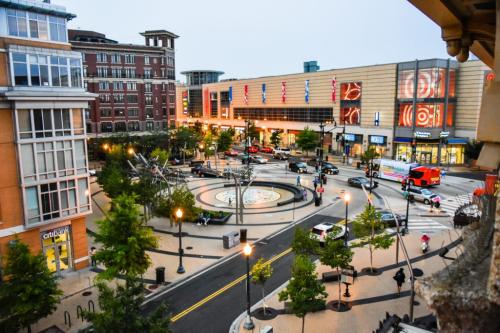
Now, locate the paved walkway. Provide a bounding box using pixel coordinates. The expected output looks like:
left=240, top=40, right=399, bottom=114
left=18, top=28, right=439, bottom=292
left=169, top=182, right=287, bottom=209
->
left=233, top=230, right=462, bottom=333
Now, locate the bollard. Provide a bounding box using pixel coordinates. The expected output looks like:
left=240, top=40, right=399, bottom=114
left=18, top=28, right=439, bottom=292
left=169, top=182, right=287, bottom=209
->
left=64, top=311, right=71, bottom=328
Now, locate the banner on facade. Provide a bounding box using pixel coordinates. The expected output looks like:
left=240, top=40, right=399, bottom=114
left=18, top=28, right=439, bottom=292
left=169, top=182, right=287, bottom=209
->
left=244, top=85, right=249, bottom=104
left=305, top=80, right=310, bottom=103
left=332, top=77, right=337, bottom=103
left=281, top=81, right=286, bottom=103
left=229, top=86, right=233, bottom=104
left=262, top=83, right=266, bottom=104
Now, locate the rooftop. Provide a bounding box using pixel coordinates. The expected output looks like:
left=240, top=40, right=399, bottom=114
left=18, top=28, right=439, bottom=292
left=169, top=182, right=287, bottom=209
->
left=0, top=0, right=75, bottom=20
left=140, top=30, right=179, bottom=39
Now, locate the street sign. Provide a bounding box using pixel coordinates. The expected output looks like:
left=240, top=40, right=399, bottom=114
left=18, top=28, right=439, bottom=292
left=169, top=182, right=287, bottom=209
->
left=440, top=131, right=450, bottom=138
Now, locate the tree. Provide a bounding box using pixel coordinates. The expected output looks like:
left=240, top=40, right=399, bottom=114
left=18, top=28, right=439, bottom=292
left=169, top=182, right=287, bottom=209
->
left=251, top=258, right=273, bottom=315
left=94, top=194, right=158, bottom=280
left=361, top=147, right=380, bottom=164
left=0, top=240, right=62, bottom=333
left=203, top=133, right=215, bottom=158
left=132, top=173, right=163, bottom=222
left=352, top=204, right=394, bottom=273
left=291, top=227, right=320, bottom=256
left=295, top=127, right=319, bottom=156
left=192, top=121, right=203, bottom=137
left=247, top=121, right=259, bottom=143
left=174, top=127, right=199, bottom=151
left=156, top=185, right=197, bottom=227
left=278, top=255, right=327, bottom=333
left=150, top=148, right=170, bottom=166
left=98, top=159, right=131, bottom=199
left=319, top=233, right=354, bottom=310
left=217, top=130, right=233, bottom=153
left=270, top=129, right=283, bottom=147
left=82, top=277, right=170, bottom=333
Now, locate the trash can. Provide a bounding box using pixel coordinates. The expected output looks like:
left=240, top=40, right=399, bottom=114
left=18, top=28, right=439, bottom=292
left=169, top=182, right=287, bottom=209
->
left=155, top=266, right=165, bottom=285
left=222, top=231, right=240, bottom=249
left=315, top=197, right=321, bottom=206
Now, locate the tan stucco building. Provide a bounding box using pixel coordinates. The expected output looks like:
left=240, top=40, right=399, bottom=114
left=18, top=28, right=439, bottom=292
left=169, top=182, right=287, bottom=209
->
left=177, top=58, right=488, bottom=165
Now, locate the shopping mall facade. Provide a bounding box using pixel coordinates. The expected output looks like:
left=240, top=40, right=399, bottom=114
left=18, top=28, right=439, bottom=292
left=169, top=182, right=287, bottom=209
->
left=176, top=59, right=489, bottom=165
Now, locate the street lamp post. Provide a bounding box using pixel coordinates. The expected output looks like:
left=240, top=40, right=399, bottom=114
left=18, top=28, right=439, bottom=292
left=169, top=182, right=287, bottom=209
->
left=344, top=193, right=350, bottom=247
left=243, top=243, right=254, bottom=330
left=176, top=208, right=185, bottom=274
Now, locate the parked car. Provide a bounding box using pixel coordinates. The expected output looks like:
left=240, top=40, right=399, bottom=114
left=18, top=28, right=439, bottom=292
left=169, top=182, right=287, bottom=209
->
left=169, top=158, right=183, bottom=165
left=224, top=149, right=239, bottom=157
left=191, top=164, right=204, bottom=174
left=378, top=210, right=407, bottom=227
left=273, top=152, right=289, bottom=160
left=242, top=155, right=268, bottom=164
left=247, top=146, right=258, bottom=154
left=347, top=176, right=378, bottom=189
left=289, top=161, right=308, bottom=173
left=195, top=167, right=222, bottom=178
left=311, top=222, right=348, bottom=245
left=322, top=162, right=339, bottom=175
left=404, top=187, right=441, bottom=206
left=306, top=158, right=320, bottom=167
left=260, top=146, right=274, bottom=154
left=189, top=160, right=204, bottom=167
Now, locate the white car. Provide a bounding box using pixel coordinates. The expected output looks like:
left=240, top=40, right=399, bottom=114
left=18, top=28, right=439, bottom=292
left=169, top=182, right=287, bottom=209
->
left=253, top=156, right=268, bottom=164
left=311, top=222, right=348, bottom=244
left=273, top=147, right=291, bottom=155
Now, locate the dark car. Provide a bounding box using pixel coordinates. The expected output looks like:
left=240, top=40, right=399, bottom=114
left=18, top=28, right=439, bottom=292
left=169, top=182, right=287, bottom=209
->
left=273, top=152, right=289, bottom=160
left=169, top=158, right=183, bottom=165
left=378, top=210, right=407, bottom=227
left=191, top=164, right=204, bottom=174
left=306, top=158, right=320, bottom=167
left=195, top=167, right=222, bottom=178
left=289, top=162, right=308, bottom=173
left=322, top=163, right=339, bottom=175
left=347, top=176, right=378, bottom=189
left=189, top=160, right=204, bottom=167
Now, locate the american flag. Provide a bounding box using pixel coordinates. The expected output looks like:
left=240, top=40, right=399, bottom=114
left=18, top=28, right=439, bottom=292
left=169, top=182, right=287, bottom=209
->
left=332, top=77, right=337, bottom=103
left=281, top=81, right=286, bottom=103
left=244, top=85, right=248, bottom=104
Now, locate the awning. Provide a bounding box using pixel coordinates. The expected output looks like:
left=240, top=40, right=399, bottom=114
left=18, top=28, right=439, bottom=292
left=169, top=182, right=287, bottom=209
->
left=394, top=137, right=412, bottom=143
left=447, top=138, right=468, bottom=144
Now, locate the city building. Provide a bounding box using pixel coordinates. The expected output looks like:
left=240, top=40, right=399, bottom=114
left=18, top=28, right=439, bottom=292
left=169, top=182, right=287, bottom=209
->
left=0, top=0, right=95, bottom=274
left=69, top=29, right=178, bottom=136
left=176, top=70, right=224, bottom=119
left=176, top=59, right=489, bottom=165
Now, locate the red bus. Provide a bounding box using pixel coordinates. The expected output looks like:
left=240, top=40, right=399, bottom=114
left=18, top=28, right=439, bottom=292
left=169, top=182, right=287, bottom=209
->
left=408, top=166, right=441, bottom=187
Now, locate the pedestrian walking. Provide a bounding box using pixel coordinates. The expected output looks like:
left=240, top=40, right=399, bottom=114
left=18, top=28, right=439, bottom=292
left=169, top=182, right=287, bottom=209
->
left=228, top=197, right=232, bottom=207
left=441, top=169, right=446, bottom=180
left=302, top=188, right=307, bottom=201
left=90, top=247, right=97, bottom=267
left=393, top=268, right=406, bottom=296
left=313, top=177, right=318, bottom=190
left=296, top=175, right=301, bottom=186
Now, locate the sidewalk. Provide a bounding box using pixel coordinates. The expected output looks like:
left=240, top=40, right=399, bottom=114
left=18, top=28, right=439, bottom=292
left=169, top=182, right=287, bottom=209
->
left=232, top=230, right=461, bottom=333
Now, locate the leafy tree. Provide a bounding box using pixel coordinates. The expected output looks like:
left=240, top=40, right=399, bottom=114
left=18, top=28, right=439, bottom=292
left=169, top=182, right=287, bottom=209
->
left=82, top=277, right=170, bottom=333
left=217, top=130, right=234, bottom=153
left=251, top=258, right=273, bottom=314
left=98, top=159, right=131, bottom=199
left=156, top=185, right=197, bottom=227
left=203, top=133, right=215, bottom=158
left=226, top=127, right=236, bottom=137
left=295, top=127, right=319, bottom=156
left=94, top=194, right=158, bottom=280
left=192, top=121, right=203, bottom=137
left=361, top=147, right=380, bottom=164
left=352, top=204, right=394, bottom=273
left=270, top=129, right=283, bottom=147
left=132, top=173, right=163, bottom=222
left=247, top=121, right=259, bottom=143
left=0, top=240, right=62, bottom=333
left=150, top=148, right=170, bottom=166
left=319, top=233, right=354, bottom=310
left=291, top=227, right=319, bottom=256
left=278, top=255, right=327, bottom=333
left=174, top=127, right=199, bottom=151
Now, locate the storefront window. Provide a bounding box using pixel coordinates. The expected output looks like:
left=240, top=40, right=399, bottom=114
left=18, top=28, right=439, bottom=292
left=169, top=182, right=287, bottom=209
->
left=395, top=143, right=464, bottom=165
left=42, top=226, right=72, bottom=274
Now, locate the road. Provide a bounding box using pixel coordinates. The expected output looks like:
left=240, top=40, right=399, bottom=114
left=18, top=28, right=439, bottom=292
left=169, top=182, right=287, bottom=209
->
left=142, top=156, right=481, bottom=333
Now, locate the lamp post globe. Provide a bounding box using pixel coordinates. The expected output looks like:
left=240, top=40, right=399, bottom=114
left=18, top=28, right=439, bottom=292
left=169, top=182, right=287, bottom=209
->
left=243, top=242, right=254, bottom=330
left=344, top=193, right=350, bottom=247
left=176, top=208, right=185, bottom=274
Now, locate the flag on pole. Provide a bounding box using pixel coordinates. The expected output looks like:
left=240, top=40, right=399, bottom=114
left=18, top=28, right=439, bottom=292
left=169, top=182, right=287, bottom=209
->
left=332, top=77, right=337, bottom=103
left=262, top=83, right=266, bottom=104
left=229, top=86, right=233, bottom=104
left=244, top=85, right=249, bottom=104
left=305, top=80, right=310, bottom=103
left=281, top=81, right=286, bottom=103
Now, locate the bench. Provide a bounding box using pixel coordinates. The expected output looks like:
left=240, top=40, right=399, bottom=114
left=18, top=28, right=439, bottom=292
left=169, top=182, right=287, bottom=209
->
left=322, top=271, right=340, bottom=282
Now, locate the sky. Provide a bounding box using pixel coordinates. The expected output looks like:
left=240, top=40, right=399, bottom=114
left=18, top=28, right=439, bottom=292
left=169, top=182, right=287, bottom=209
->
left=56, top=0, right=451, bottom=82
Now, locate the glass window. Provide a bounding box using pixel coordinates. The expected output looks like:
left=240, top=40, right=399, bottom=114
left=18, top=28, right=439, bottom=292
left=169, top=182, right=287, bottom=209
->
left=21, top=144, right=36, bottom=181
left=398, top=103, right=454, bottom=128
left=70, top=58, right=82, bottom=87
left=40, top=182, right=60, bottom=221
left=340, top=82, right=362, bottom=101
left=36, top=142, right=56, bottom=180
left=7, top=10, right=28, bottom=37
left=75, top=140, right=86, bottom=173
left=72, top=109, right=84, bottom=135
left=340, top=107, right=361, bottom=125
left=18, top=110, right=32, bottom=139
left=13, top=53, right=28, bottom=86
left=78, top=178, right=90, bottom=212
left=49, top=16, right=67, bottom=42
left=25, top=187, right=40, bottom=224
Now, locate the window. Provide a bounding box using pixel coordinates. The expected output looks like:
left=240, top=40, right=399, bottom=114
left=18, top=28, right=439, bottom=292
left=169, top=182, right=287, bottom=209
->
left=100, top=108, right=112, bottom=117
left=114, top=94, right=124, bottom=103
left=21, top=144, right=36, bottom=182
left=7, top=9, right=28, bottom=38
left=51, top=56, right=69, bottom=87
left=99, top=94, right=110, bottom=103
left=144, top=56, right=150, bottom=65
left=97, top=67, right=107, bottom=77
left=40, top=182, right=60, bottom=221
left=28, top=12, right=48, bottom=39
left=128, top=121, right=140, bottom=131
left=127, top=95, right=138, bottom=103
left=98, top=81, right=110, bottom=90
left=111, top=54, right=121, bottom=64
left=167, top=69, right=175, bottom=80
left=124, top=54, right=135, bottom=64
left=340, top=107, right=361, bottom=125
left=115, top=122, right=126, bottom=132
left=114, top=108, right=125, bottom=117
left=17, top=109, right=83, bottom=140
left=49, top=16, right=67, bottom=42
left=128, top=108, right=139, bottom=117
left=169, top=107, right=175, bottom=116
left=56, top=140, right=74, bottom=177
left=78, top=178, right=90, bottom=212
left=126, top=82, right=137, bottom=91
left=340, top=82, right=362, bottom=125
left=25, top=186, right=40, bottom=224
left=125, top=68, right=136, bottom=78
left=34, top=109, right=53, bottom=138
left=233, top=107, right=334, bottom=123
left=53, top=109, right=71, bottom=136
left=161, top=69, right=166, bottom=78
left=70, top=58, right=82, bottom=87
left=113, top=81, right=124, bottom=91
left=169, top=95, right=175, bottom=104
left=101, top=122, right=113, bottom=133
left=145, top=95, right=153, bottom=105
left=60, top=180, right=77, bottom=216
left=111, top=68, right=121, bottom=78
left=36, top=142, right=56, bottom=180
left=72, top=109, right=85, bottom=135
left=97, top=53, right=107, bottom=63
left=146, top=107, right=153, bottom=119
left=397, top=103, right=454, bottom=128
left=145, top=83, right=152, bottom=93
left=146, top=121, right=154, bottom=131
left=18, top=110, right=32, bottom=139
left=144, top=69, right=152, bottom=79
left=12, top=53, right=28, bottom=85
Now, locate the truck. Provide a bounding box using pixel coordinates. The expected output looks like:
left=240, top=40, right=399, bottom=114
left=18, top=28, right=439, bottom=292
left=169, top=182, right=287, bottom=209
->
left=366, top=159, right=440, bottom=187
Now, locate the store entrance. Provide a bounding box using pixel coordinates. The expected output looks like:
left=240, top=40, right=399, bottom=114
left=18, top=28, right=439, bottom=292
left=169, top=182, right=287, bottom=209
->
left=419, top=151, right=432, bottom=165
left=42, top=226, right=72, bottom=274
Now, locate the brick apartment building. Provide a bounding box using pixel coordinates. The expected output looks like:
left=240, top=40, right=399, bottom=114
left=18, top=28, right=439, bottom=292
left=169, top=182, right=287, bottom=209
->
left=69, top=29, right=178, bottom=137
left=0, top=0, right=95, bottom=274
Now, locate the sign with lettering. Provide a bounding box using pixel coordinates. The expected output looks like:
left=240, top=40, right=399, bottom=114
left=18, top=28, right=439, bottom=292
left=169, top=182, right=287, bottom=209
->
left=41, top=226, right=70, bottom=240
left=370, top=136, right=386, bottom=144
left=415, top=131, right=431, bottom=138
left=344, top=134, right=356, bottom=142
